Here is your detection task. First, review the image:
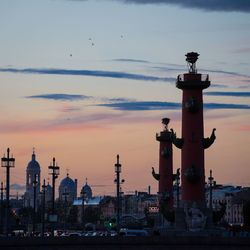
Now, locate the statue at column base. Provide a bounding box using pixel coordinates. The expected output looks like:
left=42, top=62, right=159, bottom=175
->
left=185, top=202, right=207, bottom=232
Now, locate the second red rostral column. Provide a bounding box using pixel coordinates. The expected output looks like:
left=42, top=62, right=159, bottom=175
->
left=174, top=52, right=216, bottom=208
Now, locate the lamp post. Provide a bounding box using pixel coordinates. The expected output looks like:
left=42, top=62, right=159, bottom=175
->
left=208, top=169, right=215, bottom=210
left=1, top=148, right=15, bottom=236
left=175, top=168, right=180, bottom=208
left=32, top=174, right=38, bottom=234
left=62, top=188, right=69, bottom=231
left=0, top=182, right=4, bottom=233
left=80, top=190, right=86, bottom=229
left=48, top=157, right=60, bottom=236
left=114, top=155, right=124, bottom=233
left=41, top=179, right=46, bottom=237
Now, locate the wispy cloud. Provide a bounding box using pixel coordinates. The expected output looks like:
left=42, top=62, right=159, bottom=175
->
left=148, top=64, right=250, bottom=85
left=58, top=105, right=82, bottom=113
left=205, top=103, right=250, bottom=110
left=99, top=101, right=250, bottom=111
left=232, top=48, right=250, bottom=54
left=107, top=97, right=134, bottom=102
left=236, top=125, right=250, bottom=131
left=113, top=58, right=150, bottom=64
left=99, top=101, right=180, bottom=111
left=0, top=112, right=123, bottom=134
left=0, top=67, right=175, bottom=82
left=69, top=0, right=250, bottom=13
left=26, top=93, right=92, bottom=101
left=204, top=91, right=250, bottom=97
left=200, top=68, right=250, bottom=78
left=119, top=0, right=250, bottom=13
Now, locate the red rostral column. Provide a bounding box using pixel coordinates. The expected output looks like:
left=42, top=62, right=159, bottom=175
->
left=174, top=52, right=216, bottom=207
left=152, top=118, right=173, bottom=209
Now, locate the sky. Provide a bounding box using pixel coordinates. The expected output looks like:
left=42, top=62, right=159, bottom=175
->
left=0, top=0, right=249, bottom=197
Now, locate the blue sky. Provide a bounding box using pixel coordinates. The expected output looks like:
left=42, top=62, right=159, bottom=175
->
left=0, top=0, right=250, bottom=195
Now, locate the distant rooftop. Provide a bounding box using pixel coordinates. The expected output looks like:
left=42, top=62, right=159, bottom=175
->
left=73, top=196, right=103, bottom=206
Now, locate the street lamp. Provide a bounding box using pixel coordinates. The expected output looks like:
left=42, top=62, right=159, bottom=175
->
left=208, top=169, right=216, bottom=210
left=0, top=182, right=4, bottom=233
left=80, top=190, right=86, bottom=229
left=174, top=168, right=180, bottom=208
left=62, top=188, right=69, bottom=231
left=114, top=154, right=125, bottom=233
left=1, top=148, right=15, bottom=236
left=48, top=157, right=60, bottom=236
left=32, top=174, right=38, bottom=234
left=41, top=179, right=46, bottom=237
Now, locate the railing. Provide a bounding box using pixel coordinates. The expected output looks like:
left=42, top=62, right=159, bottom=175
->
left=177, top=74, right=209, bottom=82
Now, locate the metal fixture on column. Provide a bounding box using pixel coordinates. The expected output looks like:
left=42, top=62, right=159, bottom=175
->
left=0, top=181, right=4, bottom=233
left=1, top=148, right=15, bottom=236
left=41, top=179, right=46, bottom=237
left=48, top=157, right=60, bottom=236
left=114, top=154, right=124, bottom=233
left=208, top=169, right=215, bottom=210
left=175, top=168, right=180, bottom=208
left=32, top=174, right=38, bottom=234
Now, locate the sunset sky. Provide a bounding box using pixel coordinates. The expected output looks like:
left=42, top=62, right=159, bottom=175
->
left=0, top=0, right=249, bottom=197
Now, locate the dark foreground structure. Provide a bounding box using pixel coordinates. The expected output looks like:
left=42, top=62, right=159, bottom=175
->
left=0, top=236, right=250, bottom=250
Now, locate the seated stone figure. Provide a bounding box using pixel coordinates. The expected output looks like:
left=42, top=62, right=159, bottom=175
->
left=185, top=202, right=206, bottom=232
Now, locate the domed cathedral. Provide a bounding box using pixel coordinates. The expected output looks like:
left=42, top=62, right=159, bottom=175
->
left=23, top=150, right=41, bottom=208
left=58, top=173, right=77, bottom=203
left=81, top=178, right=92, bottom=200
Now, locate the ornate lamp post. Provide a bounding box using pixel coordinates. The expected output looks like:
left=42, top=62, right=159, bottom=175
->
left=62, top=187, right=69, bottom=231
left=32, top=174, right=38, bottom=234
left=208, top=169, right=216, bottom=210
left=80, top=190, right=86, bottom=229
left=1, top=148, right=15, bottom=236
left=48, top=157, right=59, bottom=236
left=41, top=179, right=46, bottom=237
left=0, top=182, right=4, bottom=233
left=114, top=155, right=124, bottom=233
left=175, top=168, right=180, bottom=208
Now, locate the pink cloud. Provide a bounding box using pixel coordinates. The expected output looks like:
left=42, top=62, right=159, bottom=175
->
left=236, top=124, right=250, bottom=131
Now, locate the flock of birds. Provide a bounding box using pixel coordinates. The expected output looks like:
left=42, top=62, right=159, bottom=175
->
left=69, top=35, right=124, bottom=57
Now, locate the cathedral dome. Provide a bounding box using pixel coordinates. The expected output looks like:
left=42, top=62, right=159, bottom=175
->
left=27, top=152, right=40, bottom=171
left=60, top=175, right=75, bottom=190
left=59, top=174, right=76, bottom=202
left=81, top=179, right=92, bottom=199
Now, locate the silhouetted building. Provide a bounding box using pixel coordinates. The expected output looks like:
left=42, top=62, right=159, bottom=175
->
left=58, top=174, right=77, bottom=203
left=81, top=179, right=92, bottom=200
left=23, top=150, right=41, bottom=208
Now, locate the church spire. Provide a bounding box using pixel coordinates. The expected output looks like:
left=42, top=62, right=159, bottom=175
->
left=32, top=147, right=36, bottom=161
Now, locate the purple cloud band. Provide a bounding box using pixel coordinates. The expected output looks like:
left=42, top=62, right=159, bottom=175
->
left=99, top=101, right=250, bottom=111
left=0, top=67, right=175, bottom=82
left=70, top=0, right=250, bottom=13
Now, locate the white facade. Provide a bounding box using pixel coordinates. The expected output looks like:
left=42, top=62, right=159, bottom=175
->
left=205, top=185, right=244, bottom=225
